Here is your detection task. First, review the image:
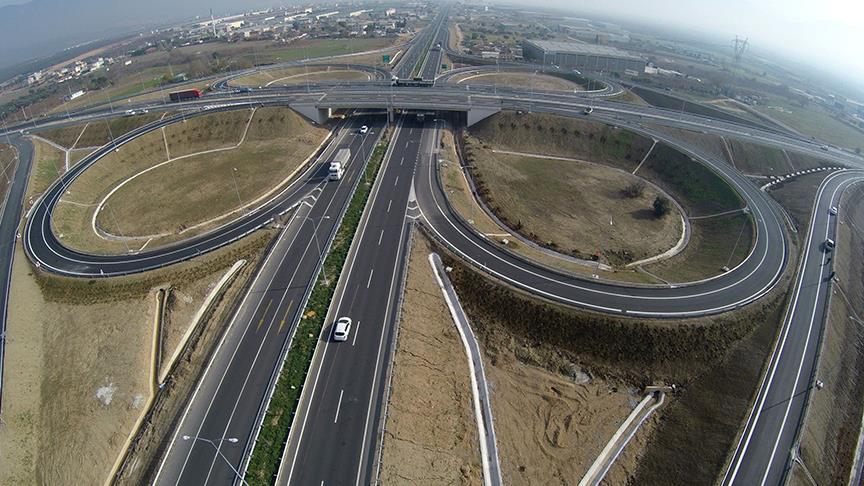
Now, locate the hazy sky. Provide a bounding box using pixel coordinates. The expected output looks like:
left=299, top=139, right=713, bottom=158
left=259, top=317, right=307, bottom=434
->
left=0, top=0, right=862, bottom=93
left=546, top=0, right=864, bottom=90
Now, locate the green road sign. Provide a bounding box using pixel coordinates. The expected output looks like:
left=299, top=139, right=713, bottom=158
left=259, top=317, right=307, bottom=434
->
left=383, top=55, right=391, bottom=63
left=441, top=64, right=448, bottom=70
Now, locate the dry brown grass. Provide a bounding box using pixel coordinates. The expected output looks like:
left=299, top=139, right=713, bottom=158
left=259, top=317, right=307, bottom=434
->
left=26, top=139, right=64, bottom=199
left=0, top=143, right=17, bottom=209
left=40, top=114, right=160, bottom=149
left=232, top=67, right=372, bottom=87
left=642, top=213, right=753, bottom=283
left=465, top=112, right=752, bottom=281
left=379, top=234, right=482, bottom=484
left=51, top=107, right=327, bottom=253
left=453, top=71, right=583, bottom=91
left=438, top=127, right=653, bottom=284
left=467, top=144, right=683, bottom=266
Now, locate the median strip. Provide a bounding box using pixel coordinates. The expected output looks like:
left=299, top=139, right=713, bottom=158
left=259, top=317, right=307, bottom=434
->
left=244, top=132, right=390, bottom=485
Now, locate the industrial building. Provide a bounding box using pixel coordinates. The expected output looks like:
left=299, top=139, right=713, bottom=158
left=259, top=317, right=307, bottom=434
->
left=522, top=40, right=644, bottom=74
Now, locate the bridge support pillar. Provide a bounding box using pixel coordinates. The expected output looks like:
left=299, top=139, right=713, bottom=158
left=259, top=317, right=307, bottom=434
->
left=466, top=107, right=501, bottom=127
left=289, top=103, right=331, bottom=125
left=387, top=107, right=395, bottom=124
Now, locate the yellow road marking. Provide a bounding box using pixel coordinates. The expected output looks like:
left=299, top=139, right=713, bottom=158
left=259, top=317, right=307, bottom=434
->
left=278, top=300, right=294, bottom=334
left=257, top=299, right=273, bottom=332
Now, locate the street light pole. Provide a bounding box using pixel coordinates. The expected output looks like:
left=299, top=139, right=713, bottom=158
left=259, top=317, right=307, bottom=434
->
left=181, top=436, right=247, bottom=485
left=299, top=215, right=331, bottom=284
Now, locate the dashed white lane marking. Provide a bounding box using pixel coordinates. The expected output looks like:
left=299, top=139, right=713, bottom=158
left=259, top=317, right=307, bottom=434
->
left=352, top=321, right=360, bottom=346
left=334, top=389, right=345, bottom=423
left=387, top=200, right=392, bottom=213
left=394, top=175, right=399, bottom=186
left=367, top=269, right=374, bottom=288
left=378, top=229, right=384, bottom=246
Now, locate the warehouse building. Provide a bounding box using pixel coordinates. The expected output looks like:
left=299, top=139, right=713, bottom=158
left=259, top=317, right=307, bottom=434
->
left=522, top=40, right=644, bottom=74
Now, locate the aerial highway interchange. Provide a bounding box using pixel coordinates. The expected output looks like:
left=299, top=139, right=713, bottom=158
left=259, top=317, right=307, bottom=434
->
left=1, top=7, right=863, bottom=486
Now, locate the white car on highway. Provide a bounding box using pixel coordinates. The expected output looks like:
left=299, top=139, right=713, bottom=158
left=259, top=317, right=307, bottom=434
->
left=359, top=125, right=369, bottom=134
left=830, top=206, right=838, bottom=215
left=333, top=316, right=352, bottom=342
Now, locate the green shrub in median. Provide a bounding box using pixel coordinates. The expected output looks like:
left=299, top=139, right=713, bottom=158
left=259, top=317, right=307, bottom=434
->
left=245, top=137, right=388, bottom=485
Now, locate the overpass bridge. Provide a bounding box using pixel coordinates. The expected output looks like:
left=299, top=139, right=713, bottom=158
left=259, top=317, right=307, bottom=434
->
left=289, top=91, right=502, bottom=126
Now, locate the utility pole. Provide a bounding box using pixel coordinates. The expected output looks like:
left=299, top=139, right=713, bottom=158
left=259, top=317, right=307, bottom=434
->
left=732, top=36, right=749, bottom=63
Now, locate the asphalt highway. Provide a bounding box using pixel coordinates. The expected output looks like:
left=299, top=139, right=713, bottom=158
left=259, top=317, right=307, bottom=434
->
left=391, top=6, right=449, bottom=80
left=277, top=117, right=423, bottom=486
left=722, top=170, right=864, bottom=485
left=151, top=116, right=385, bottom=485
left=0, top=137, right=32, bottom=412
left=414, top=116, right=788, bottom=316
left=3, top=56, right=864, bottom=485
left=23, top=104, right=345, bottom=276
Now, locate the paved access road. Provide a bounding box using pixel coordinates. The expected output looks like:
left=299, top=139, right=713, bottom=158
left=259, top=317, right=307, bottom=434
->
left=413, top=116, right=787, bottom=316
left=22, top=103, right=340, bottom=277
left=0, top=137, right=33, bottom=412
left=276, top=116, right=423, bottom=486
left=723, top=170, right=864, bottom=486
left=150, top=117, right=385, bottom=485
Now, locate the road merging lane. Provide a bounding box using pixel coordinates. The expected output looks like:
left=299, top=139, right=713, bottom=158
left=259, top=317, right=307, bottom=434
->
left=151, top=117, right=385, bottom=485
left=279, top=117, right=425, bottom=486
left=723, top=170, right=864, bottom=486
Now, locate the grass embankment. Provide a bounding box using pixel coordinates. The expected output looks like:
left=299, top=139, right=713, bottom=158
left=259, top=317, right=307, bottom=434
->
left=469, top=112, right=653, bottom=173
left=637, top=143, right=743, bottom=216
left=755, top=97, right=864, bottom=151
left=453, top=71, right=583, bottom=91
left=465, top=145, right=683, bottom=266
left=0, top=143, right=18, bottom=209
left=650, top=125, right=834, bottom=177
left=40, top=113, right=160, bottom=149
left=245, top=135, right=390, bottom=485
left=466, top=112, right=752, bottom=277
left=51, top=108, right=327, bottom=253
left=439, top=240, right=791, bottom=484
left=27, top=139, right=64, bottom=198
left=439, top=127, right=652, bottom=283
left=629, top=85, right=764, bottom=130
left=232, top=67, right=372, bottom=88
left=634, top=143, right=752, bottom=280
left=796, top=185, right=864, bottom=485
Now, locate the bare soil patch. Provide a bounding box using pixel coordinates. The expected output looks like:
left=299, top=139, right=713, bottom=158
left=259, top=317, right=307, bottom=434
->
left=437, top=234, right=793, bottom=485
left=379, top=234, right=482, bottom=485
left=0, top=229, right=273, bottom=485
